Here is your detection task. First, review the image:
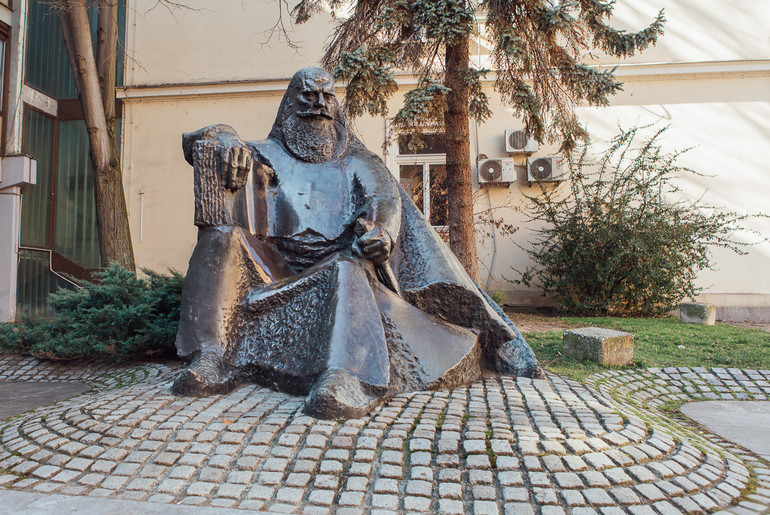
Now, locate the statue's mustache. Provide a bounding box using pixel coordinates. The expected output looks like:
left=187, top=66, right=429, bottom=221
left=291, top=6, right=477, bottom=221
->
left=297, top=109, right=333, bottom=120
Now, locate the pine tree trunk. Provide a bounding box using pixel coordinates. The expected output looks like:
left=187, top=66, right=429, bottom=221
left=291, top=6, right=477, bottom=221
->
left=59, top=0, right=136, bottom=272
left=444, top=35, right=480, bottom=282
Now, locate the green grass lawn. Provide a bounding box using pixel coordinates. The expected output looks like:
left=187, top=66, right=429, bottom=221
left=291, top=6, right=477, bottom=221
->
left=519, top=316, right=770, bottom=382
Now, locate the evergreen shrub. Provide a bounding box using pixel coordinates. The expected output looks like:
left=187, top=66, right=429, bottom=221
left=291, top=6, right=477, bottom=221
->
left=517, top=126, right=755, bottom=316
left=0, top=263, right=183, bottom=360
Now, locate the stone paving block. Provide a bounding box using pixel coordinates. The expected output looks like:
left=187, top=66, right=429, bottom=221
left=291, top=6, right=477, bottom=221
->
left=348, top=461, right=373, bottom=476
left=495, top=456, right=520, bottom=470
left=542, top=455, right=566, bottom=472
left=473, top=500, right=500, bottom=514
left=634, top=483, right=667, bottom=503
left=374, top=478, right=400, bottom=494
left=472, top=484, right=497, bottom=501
left=563, top=455, right=588, bottom=471
left=314, top=474, right=340, bottom=489
left=276, top=486, right=304, bottom=503
left=533, top=488, right=559, bottom=505
left=467, top=454, right=491, bottom=469
left=339, top=491, right=365, bottom=506
left=583, top=488, right=615, bottom=507
left=77, top=473, right=105, bottom=486
left=406, top=479, right=432, bottom=496
left=404, top=496, right=432, bottom=511
left=100, top=475, right=129, bottom=490
left=439, top=499, right=465, bottom=515
left=503, top=503, right=535, bottom=515
left=177, top=452, right=207, bottom=467
left=581, top=471, right=611, bottom=488
left=583, top=452, right=614, bottom=470
left=372, top=494, right=399, bottom=510
left=604, top=467, right=634, bottom=486
left=125, top=477, right=157, bottom=491
left=50, top=469, right=80, bottom=483
left=522, top=455, right=543, bottom=471
left=64, top=457, right=94, bottom=471
left=407, top=465, right=431, bottom=481
left=626, top=465, right=657, bottom=483
left=551, top=471, right=584, bottom=491
left=31, top=465, right=60, bottom=479
left=609, top=487, right=641, bottom=505
left=157, top=478, right=186, bottom=494
left=439, top=482, right=463, bottom=499
left=565, top=439, right=593, bottom=454
left=671, top=475, right=700, bottom=493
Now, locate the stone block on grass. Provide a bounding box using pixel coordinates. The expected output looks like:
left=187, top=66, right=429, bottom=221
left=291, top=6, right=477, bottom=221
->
left=679, top=302, right=716, bottom=325
left=563, top=327, right=634, bottom=366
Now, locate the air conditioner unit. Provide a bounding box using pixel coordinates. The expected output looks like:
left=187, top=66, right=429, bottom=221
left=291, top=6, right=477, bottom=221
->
left=505, top=129, right=538, bottom=154
left=478, top=158, right=516, bottom=184
left=527, top=156, right=566, bottom=182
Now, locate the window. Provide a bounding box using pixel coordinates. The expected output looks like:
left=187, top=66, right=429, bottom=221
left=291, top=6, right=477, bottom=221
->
left=16, top=0, right=125, bottom=317
left=394, top=133, right=449, bottom=227
left=0, top=22, right=8, bottom=154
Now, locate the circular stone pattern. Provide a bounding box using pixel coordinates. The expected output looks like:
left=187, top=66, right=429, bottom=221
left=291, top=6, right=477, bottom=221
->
left=0, top=356, right=766, bottom=513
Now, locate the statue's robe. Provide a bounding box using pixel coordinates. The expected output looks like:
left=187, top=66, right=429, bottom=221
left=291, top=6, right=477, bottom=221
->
left=176, top=133, right=539, bottom=401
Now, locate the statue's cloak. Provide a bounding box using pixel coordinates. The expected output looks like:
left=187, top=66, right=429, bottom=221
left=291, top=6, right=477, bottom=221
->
left=177, top=133, right=538, bottom=399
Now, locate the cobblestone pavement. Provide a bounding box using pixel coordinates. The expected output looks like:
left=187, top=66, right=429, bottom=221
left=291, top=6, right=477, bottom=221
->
left=0, top=355, right=768, bottom=514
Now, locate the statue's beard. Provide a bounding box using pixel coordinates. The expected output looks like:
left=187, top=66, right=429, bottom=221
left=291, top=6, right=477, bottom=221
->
left=282, top=114, right=348, bottom=163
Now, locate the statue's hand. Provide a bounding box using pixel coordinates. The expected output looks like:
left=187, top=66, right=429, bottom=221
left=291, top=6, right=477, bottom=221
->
left=219, top=136, right=252, bottom=191
left=353, top=218, right=393, bottom=265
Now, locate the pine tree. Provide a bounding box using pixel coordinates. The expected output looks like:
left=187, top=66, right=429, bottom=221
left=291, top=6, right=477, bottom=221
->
left=292, top=0, right=664, bottom=281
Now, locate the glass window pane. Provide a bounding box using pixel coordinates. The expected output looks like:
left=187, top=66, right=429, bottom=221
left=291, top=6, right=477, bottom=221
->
left=26, top=0, right=63, bottom=97
left=20, top=108, right=54, bottom=246
left=16, top=248, right=52, bottom=318
left=26, top=0, right=126, bottom=98
left=428, top=164, right=449, bottom=226
left=0, top=37, right=5, bottom=103
left=16, top=248, right=75, bottom=319
left=399, top=164, right=424, bottom=213
left=54, top=120, right=100, bottom=268
left=398, top=133, right=446, bottom=155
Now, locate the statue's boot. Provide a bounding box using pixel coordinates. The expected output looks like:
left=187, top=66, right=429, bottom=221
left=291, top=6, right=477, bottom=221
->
left=494, top=337, right=543, bottom=378
left=171, top=349, right=241, bottom=395
left=304, top=369, right=383, bottom=420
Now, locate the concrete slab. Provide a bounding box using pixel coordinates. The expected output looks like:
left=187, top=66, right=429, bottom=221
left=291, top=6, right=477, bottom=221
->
left=0, top=490, right=264, bottom=514
left=681, top=400, right=770, bottom=460
left=0, top=381, right=90, bottom=420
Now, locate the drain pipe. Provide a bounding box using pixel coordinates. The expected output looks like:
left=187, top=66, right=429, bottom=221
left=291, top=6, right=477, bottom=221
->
left=474, top=19, right=498, bottom=293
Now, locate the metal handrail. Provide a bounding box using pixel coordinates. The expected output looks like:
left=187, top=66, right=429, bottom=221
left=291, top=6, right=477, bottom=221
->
left=17, top=245, right=83, bottom=289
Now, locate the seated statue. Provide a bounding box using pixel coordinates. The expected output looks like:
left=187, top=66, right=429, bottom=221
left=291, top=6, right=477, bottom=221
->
left=172, top=66, right=542, bottom=419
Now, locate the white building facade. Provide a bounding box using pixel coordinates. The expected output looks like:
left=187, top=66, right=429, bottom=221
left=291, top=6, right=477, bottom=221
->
left=2, top=0, right=769, bottom=321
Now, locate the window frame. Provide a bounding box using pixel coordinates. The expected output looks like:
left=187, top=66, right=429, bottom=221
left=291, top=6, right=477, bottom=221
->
left=387, top=129, right=448, bottom=229
left=0, top=21, right=10, bottom=156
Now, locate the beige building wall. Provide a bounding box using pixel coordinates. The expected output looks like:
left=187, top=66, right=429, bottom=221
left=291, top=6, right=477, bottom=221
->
left=120, top=0, right=770, bottom=320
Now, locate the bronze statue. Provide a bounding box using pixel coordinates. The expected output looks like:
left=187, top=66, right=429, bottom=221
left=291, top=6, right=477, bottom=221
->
left=172, top=67, right=541, bottom=419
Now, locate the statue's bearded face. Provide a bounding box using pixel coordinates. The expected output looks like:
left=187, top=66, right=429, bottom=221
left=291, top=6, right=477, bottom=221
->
left=281, top=69, right=349, bottom=163
left=296, top=74, right=337, bottom=121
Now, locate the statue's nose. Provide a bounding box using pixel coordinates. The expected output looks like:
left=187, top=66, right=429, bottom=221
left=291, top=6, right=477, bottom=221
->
left=315, top=94, right=326, bottom=108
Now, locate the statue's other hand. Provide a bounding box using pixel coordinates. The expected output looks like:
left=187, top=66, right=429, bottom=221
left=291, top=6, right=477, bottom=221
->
left=353, top=218, right=392, bottom=265
left=219, top=137, right=252, bottom=191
